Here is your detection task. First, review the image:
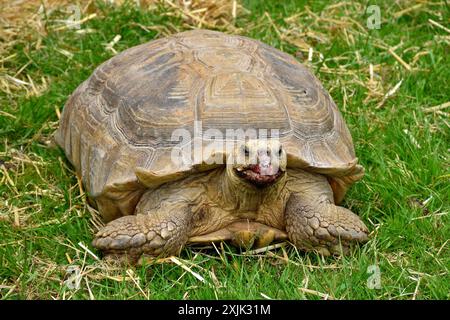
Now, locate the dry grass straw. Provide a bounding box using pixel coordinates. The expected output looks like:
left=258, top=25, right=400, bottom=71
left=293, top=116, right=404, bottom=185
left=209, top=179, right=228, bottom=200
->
left=0, top=0, right=248, bottom=98
left=0, top=0, right=73, bottom=97
left=163, top=0, right=247, bottom=32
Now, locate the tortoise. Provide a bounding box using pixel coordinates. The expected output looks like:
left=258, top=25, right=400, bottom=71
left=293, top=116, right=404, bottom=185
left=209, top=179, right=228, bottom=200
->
left=55, top=29, right=368, bottom=263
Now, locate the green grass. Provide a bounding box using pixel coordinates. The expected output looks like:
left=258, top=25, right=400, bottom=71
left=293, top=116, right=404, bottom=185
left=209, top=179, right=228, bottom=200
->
left=0, top=0, right=449, bottom=299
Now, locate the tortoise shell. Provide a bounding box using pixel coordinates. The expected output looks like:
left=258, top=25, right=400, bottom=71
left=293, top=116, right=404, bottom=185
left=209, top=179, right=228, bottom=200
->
left=55, top=29, right=363, bottom=212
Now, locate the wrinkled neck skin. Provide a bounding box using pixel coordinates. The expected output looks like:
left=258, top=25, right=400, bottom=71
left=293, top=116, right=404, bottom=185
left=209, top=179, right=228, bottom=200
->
left=217, top=165, right=287, bottom=212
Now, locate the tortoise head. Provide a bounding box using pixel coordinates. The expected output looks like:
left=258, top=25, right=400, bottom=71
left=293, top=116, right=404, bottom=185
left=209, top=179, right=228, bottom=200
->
left=228, top=139, right=287, bottom=188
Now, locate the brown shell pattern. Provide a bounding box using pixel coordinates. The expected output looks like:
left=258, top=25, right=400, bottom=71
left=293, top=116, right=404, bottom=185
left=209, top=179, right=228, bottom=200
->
left=55, top=30, right=361, bottom=199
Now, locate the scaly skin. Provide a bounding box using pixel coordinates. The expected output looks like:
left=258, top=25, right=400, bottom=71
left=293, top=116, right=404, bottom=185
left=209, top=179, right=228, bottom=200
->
left=92, top=209, right=193, bottom=264
left=285, top=195, right=368, bottom=255
left=92, top=141, right=369, bottom=263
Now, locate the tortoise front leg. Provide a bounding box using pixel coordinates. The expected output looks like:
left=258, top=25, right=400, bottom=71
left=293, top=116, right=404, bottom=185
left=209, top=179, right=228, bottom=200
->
left=92, top=198, right=193, bottom=264
left=284, top=194, right=368, bottom=255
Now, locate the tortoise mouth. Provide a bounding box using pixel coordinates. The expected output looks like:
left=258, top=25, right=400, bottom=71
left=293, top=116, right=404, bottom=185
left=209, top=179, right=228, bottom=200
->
left=234, top=165, right=284, bottom=188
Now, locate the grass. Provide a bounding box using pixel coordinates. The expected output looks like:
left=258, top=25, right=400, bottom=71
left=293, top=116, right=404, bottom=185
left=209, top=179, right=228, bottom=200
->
left=0, top=0, right=449, bottom=299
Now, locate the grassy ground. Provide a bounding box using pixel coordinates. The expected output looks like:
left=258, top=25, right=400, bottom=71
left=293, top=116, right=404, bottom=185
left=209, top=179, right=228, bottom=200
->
left=0, top=0, right=449, bottom=300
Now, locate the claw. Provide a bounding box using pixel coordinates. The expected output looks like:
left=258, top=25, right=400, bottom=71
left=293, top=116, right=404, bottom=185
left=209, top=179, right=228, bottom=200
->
left=285, top=194, right=369, bottom=256
left=231, top=230, right=255, bottom=248
left=254, top=229, right=275, bottom=248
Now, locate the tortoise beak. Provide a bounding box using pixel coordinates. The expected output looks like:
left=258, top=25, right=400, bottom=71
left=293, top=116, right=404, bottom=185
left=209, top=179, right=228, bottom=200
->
left=234, top=164, right=284, bottom=188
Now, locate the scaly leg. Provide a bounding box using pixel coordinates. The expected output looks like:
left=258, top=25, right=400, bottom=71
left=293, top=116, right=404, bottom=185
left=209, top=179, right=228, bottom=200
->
left=92, top=193, right=193, bottom=263
left=284, top=194, right=368, bottom=255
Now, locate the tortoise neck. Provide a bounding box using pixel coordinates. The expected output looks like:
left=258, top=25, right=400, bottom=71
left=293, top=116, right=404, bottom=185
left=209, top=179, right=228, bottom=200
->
left=218, top=166, right=285, bottom=211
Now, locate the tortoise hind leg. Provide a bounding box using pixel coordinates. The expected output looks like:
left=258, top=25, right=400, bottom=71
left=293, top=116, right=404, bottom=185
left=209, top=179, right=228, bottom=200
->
left=284, top=194, right=368, bottom=255
left=92, top=203, right=193, bottom=264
